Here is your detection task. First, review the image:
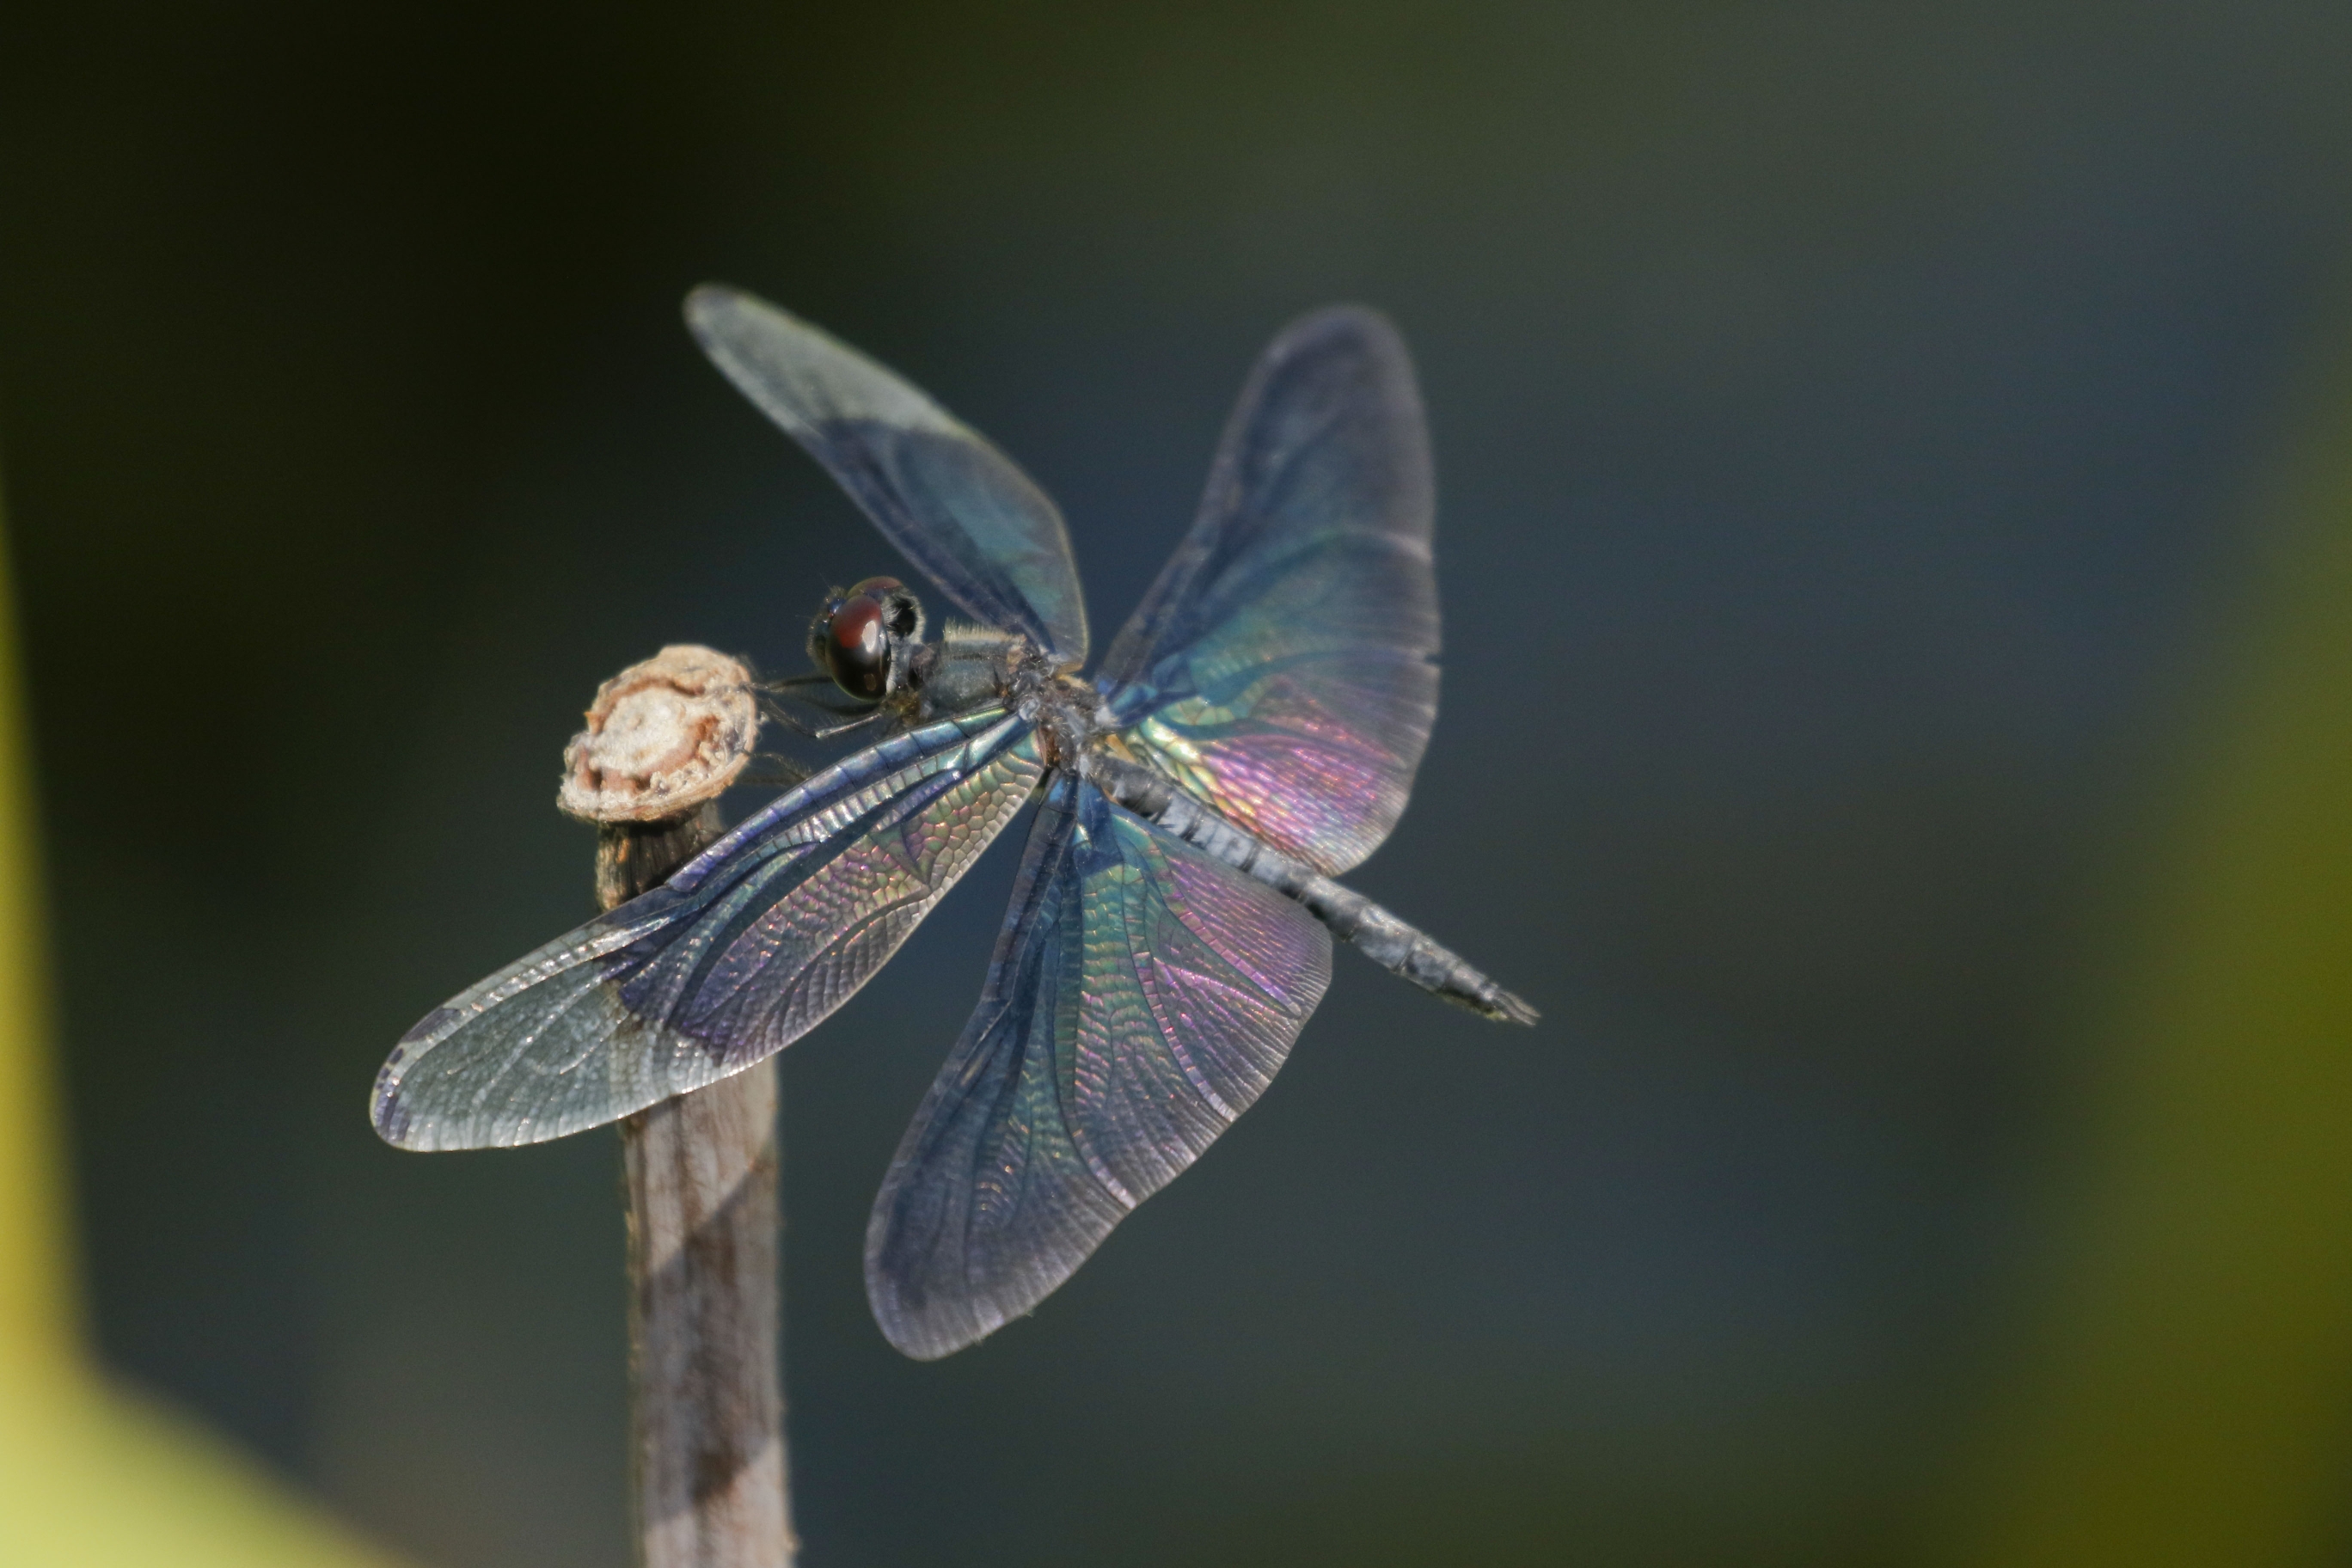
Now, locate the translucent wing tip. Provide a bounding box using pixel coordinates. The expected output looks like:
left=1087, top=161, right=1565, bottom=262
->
left=371, top=1070, right=413, bottom=1147
left=1268, top=302, right=1415, bottom=377
left=866, top=1277, right=1006, bottom=1362
left=369, top=1007, right=452, bottom=1148
left=865, top=1202, right=1053, bottom=1360
left=682, top=282, right=781, bottom=375
left=683, top=279, right=749, bottom=333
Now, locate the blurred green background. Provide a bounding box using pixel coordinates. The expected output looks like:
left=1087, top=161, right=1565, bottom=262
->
left=5, top=3, right=2352, bottom=1565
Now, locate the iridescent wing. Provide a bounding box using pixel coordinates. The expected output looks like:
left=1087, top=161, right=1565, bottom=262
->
left=866, top=777, right=1332, bottom=1359
left=373, top=712, right=1045, bottom=1152
left=686, top=285, right=1089, bottom=664
left=1096, top=306, right=1437, bottom=876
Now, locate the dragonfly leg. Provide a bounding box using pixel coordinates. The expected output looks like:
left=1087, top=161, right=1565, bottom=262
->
left=738, top=752, right=814, bottom=790
left=756, top=691, right=890, bottom=740
left=756, top=683, right=874, bottom=717
left=756, top=671, right=854, bottom=696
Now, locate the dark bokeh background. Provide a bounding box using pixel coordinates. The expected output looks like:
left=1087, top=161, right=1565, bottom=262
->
left=4, top=4, right=2351, bottom=1565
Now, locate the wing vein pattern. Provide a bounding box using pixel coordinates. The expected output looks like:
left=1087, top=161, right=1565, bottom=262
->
left=686, top=285, right=1088, bottom=663
left=375, top=711, right=1044, bottom=1151
left=1098, top=305, right=1438, bottom=876
left=866, top=778, right=1332, bottom=1359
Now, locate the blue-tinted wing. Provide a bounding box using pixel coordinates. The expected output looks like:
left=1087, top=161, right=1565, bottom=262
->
left=374, top=712, right=1045, bottom=1152
left=686, top=285, right=1088, bottom=664
left=1097, top=306, right=1437, bottom=876
left=866, top=777, right=1332, bottom=1359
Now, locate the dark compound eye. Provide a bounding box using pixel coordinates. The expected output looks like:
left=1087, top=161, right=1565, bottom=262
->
left=824, top=594, right=890, bottom=699
left=845, top=574, right=922, bottom=640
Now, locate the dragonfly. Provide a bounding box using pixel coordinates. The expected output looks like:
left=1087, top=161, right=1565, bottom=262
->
left=372, top=286, right=1536, bottom=1359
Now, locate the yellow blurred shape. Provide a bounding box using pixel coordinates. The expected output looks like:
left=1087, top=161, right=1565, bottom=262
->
left=1963, top=371, right=2352, bottom=1563
left=0, top=484, right=409, bottom=1567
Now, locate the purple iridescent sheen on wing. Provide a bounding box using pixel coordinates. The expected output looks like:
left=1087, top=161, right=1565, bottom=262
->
left=1097, top=306, right=1438, bottom=875
left=372, top=713, right=1044, bottom=1152
left=865, top=777, right=1331, bottom=1359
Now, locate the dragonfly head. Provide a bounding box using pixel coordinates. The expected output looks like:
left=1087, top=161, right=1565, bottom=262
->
left=808, top=576, right=927, bottom=701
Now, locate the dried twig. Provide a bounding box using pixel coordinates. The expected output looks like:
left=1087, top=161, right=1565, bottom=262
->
left=563, top=646, right=797, bottom=1568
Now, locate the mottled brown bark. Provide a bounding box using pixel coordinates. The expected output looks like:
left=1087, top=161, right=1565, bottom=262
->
left=600, top=803, right=794, bottom=1568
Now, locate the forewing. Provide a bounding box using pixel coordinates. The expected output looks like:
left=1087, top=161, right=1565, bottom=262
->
left=1098, top=306, right=1437, bottom=876
left=866, top=778, right=1332, bottom=1359
left=374, top=713, right=1045, bottom=1151
left=687, top=285, right=1088, bottom=663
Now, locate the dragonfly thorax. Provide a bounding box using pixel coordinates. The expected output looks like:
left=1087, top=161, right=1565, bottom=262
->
left=1013, top=662, right=1110, bottom=775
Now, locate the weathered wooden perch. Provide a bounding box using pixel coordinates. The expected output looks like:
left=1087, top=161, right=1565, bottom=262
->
left=562, top=646, right=797, bottom=1568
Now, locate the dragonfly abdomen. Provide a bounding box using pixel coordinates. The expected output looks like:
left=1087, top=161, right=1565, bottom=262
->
left=1087, top=755, right=1536, bottom=1025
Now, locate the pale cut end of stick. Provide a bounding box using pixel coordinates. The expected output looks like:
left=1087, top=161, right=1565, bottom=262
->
left=559, top=644, right=759, bottom=824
